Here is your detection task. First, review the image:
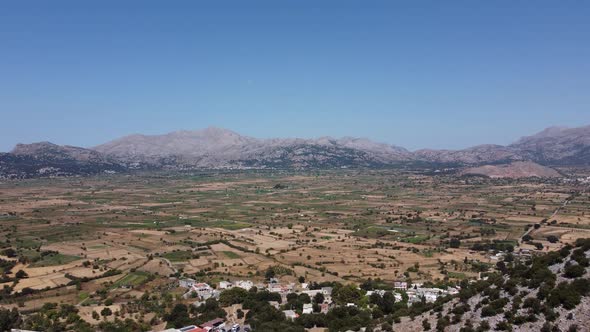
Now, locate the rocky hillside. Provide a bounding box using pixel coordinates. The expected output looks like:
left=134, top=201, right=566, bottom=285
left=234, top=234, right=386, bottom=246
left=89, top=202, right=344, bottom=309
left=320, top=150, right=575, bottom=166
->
left=414, top=145, right=524, bottom=165
left=414, top=126, right=590, bottom=166
left=510, top=125, right=590, bottom=165
left=462, top=161, right=562, bottom=178
left=394, top=238, right=590, bottom=332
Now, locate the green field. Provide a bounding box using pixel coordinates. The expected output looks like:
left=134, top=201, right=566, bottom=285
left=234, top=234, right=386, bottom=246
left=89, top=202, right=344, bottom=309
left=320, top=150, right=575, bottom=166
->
left=162, top=250, right=194, bottom=262
left=29, top=253, right=81, bottom=267
left=400, top=235, right=430, bottom=244
left=222, top=251, right=241, bottom=259
left=185, top=219, right=251, bottom=230
left=447, top=272, right=468, bottom=280
left=111, top=271, right=152, bottom=289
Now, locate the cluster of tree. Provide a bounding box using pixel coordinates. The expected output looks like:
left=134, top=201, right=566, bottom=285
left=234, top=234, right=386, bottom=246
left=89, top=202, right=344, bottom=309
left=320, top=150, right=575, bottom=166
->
left=194, top=298, right=227, bottom=325
left=449, top=238, right=461, bottom=248
left=284, top=292, right=311, bottom=312
left=470, top=240, right=515, bottom=253
left=332, top=284, right=365, bottom=305
left=0, top=248, right=17, bottom=258
left=219, top=287, right=281, bottom=307
left=0, top=307, right=20, bottom=331
left=95, top=319, right=151, bottom=331
left=264, top=266, right=294, bottom=280
left=17, top=303, right=95, bottom=332
left=0, top=257, right=16, bottom=275
left=164, top=303, right=194, bottom=328
left=303, top=306, right=372, bottom=331
left=359, top=278, right=394, bottom=291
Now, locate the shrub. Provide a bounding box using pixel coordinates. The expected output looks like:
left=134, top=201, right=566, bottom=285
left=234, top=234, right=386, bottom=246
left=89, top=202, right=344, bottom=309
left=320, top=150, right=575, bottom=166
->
left=563, top=264, right=585, bottom=279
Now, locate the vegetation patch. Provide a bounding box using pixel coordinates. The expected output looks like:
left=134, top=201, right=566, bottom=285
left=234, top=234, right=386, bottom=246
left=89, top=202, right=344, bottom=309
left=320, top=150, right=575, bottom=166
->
left=29, top=252, right=81, bottom=267
left=221, top=251, right=241, bottom=259
left=111, top=271, right=152, bottom=289
left=162, top=250, right=195, bottom=262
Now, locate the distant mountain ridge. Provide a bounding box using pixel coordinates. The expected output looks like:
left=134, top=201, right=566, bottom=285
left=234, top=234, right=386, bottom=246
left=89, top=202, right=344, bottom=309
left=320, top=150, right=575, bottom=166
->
left=509, top=125, right=590, bottom=165
left=92, top=127, right=413, bottom=169
left=1, top=142, right=124, bottom=178
left=1, top=125, right=589, bottom=178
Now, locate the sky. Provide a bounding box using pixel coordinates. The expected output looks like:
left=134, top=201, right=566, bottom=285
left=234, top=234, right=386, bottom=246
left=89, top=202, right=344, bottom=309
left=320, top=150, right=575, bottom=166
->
left=1, top=1, right=589, bottom=152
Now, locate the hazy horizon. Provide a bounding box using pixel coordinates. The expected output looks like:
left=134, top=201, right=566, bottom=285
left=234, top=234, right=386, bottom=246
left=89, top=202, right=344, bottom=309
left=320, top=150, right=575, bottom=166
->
left=2, top=1, right=590, bottom=152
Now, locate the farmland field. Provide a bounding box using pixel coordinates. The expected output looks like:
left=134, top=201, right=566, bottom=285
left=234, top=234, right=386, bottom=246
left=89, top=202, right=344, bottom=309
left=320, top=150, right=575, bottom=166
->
left=0, top=168, right=588, bottom=329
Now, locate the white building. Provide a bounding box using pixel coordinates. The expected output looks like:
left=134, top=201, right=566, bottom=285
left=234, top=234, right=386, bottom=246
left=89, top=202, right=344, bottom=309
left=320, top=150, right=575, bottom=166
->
left=283, top=310, right=299, bottom=320
left=235, top=280, right=254, bottom=290
left=393, top=282, right=407, bottom=290
left=183, top=282, right=216, bottom=300
left=179, top=278, right=197, bottom=288
left=219, top=281, right=233, bottom=289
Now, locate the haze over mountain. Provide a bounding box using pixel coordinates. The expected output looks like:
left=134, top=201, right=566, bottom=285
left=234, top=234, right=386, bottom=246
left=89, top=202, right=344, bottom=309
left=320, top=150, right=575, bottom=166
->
left=2, top=125, right=590, bottom=178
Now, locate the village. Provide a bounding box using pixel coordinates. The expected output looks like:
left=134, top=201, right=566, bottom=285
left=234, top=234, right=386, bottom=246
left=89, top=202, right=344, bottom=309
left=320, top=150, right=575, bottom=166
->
left=159, top=277, right=461, bottom=332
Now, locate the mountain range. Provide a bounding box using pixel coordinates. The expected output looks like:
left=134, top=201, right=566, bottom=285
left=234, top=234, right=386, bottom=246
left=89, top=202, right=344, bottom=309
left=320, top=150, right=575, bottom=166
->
left=1, top=125, right=589, bottom=178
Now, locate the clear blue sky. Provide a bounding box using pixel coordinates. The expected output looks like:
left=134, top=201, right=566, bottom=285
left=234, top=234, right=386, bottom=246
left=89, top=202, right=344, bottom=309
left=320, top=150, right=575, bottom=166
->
left=1, top=1, right=589, bottom=152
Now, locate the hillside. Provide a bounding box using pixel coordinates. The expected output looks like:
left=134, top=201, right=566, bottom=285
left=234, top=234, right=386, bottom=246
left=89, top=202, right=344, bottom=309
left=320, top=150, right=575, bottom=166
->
left=393, top=239, right=590, bottom=332
left=0, top=142, right=125, bottom=179
left=462, top=161, right=562, bottom=178
left=510, top=125, right=590, bottom=165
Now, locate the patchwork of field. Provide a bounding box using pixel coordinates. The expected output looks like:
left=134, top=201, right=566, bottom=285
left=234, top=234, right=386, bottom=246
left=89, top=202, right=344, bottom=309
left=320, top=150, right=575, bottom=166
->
left=0, top=169, right=588, bottom=311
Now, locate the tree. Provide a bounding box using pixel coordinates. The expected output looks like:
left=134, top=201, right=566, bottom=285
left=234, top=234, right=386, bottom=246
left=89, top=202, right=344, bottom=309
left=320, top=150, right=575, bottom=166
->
left=332, top=284, right=363, bottom=305
left=381, top=322, right=393, bottom=332
left=547, top=235, right=559, bottom=243
left=219, top=287, right=249, bottom=306
left=0, top=308, right=21, bottom=331
left=15, top=270, right=28, bottom=279
left=422, top=318, right=432, bottom=331
left=1, top=248, right=16, bottom=258
left=265, top=267, right=276, bottom=280
left=100, top=307, right=112, bottom=317
left=165, top=304, right=191, bottom=328
left=563, top=264, right=585, bottom=279
left=449, top=238, right=461, bottom=248
left=372, top=307, right=383, bottom=319
left=382, top=292, right=396, bottom=314
left=477, top=320, right=491, bottom=331
left=97, top=318, right=150, bottom=331
left=195, top=299, right=227, bottom=324
left=313, top=292, right=325, bottom=304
